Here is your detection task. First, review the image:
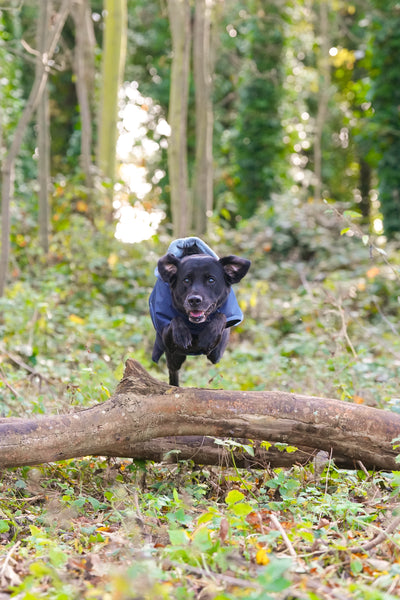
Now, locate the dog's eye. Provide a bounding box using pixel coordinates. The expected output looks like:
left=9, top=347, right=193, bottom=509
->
left=183, top=276, right=191, bottom=284
left=207, top=276, right=215, bottom=284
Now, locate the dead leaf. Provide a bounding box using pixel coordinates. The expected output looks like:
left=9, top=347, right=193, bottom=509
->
left=219, top=518, right=229, bottom=543
left=0, top=561, right=22, bottom=588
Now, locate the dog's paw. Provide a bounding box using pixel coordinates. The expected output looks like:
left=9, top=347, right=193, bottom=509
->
left=202, top=332, right=222, bottom=355
left=207, top=314, right=226, bottom=337
left=207, top=328, right=230, bottom=364
left=171, top=319, right=192, bottom=350
left=197, top=314, right=226, bottom=355
left=174, top=330, right=192, bottom=350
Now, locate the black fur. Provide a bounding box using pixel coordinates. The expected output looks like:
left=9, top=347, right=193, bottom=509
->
left=157, top=251, right=250, bottom=386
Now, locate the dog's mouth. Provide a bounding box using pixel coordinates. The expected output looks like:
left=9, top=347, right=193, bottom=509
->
left=188, top=310, right=207, bottom=323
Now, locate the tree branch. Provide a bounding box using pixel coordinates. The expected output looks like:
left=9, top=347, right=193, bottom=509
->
left=0, top=360, right=399, bottom=471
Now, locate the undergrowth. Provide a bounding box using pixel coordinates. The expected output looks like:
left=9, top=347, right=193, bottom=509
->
left=1, top=198, right=400, bottom=598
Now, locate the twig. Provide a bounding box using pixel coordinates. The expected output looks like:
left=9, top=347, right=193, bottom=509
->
left=311, top=512, right=400, bottom=557
left=132, top=489, right=147, bottom=532
left=388, top=575, right=400, bottom=595
left=0, top=541, right=21, bottom=578
left=336, top=300, right=357, bottom=358
left=292, top=573, right=352, bottom=600
left=323, top=448, right=334, bottom=499
left=0, top=1, right=23, bottom=10
left=296, top=263, right=314, bottom=298
left=168, top=560, right=258, bottom=589
left=0, top=345, right=52, bottom=385
left=356, top=460, right=371, bottom=479
left=20, top=38, right=41, bottom=58
left=0, top=366, right=20, bottom=398
left=372, top=300, right=399, bottom=336
left=326, top=200, right=400, bottom=283
left=270, top=513, right=297, bottom=558
left=348, top=513, right=400, bottom=554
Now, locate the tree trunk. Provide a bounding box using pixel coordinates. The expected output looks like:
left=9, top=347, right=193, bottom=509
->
left=1, top=359, right=399, bottom=472
left=192, top=0, right=214, bottom=235
left=37, top=0, right=51, bottom=255
left=129, top=436, right=324, bottom=470
left=97, top=0, right=127, bottom=216
left=72, top=0, right=95, bottom=186
left=0, top=0, right=70, bottom=296
left=167, top=0, right=191, bottom=237
left=359, top=158, right=371, bottom=219
left=313, top=0, right=330, bottom=202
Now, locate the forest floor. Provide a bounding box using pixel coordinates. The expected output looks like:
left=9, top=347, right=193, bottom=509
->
left=1, top=201, right=400, bottom=599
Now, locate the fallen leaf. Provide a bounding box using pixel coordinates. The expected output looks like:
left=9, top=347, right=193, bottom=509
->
left=366, top=266, right=380, bottom=279
left=353, top=395, right=365, bottom=404
left=219, top=518, right=229, bottom=543
left=256, top=547, right=270, bottom=565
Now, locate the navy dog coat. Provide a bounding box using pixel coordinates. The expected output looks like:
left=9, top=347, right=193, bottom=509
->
left=149, top=237, right=244, bottom=363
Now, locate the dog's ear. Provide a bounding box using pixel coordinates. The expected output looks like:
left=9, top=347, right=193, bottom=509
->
left=219, top=256, right=251, bottom=284
left=158, top=253, right=181, bottom=284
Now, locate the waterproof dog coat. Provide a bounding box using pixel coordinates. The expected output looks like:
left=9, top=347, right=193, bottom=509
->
left=149, top=237, right=244, bottom=363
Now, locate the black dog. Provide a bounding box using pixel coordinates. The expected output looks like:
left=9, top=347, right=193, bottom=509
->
left=150, top=249, right=250, bottom=386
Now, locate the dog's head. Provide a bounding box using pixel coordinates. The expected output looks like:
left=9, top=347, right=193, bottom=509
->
left=157, top=253, right=250, bottom=324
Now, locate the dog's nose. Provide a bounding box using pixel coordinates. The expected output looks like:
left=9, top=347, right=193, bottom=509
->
left=188, top=295, right=202, bottom=307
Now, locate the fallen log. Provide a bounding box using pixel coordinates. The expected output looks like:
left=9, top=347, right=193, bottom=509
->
left=1, top=359, right=399, bottom=471
left=134, top=436, right=322, bottom=469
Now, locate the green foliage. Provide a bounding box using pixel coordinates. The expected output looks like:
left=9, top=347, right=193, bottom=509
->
left=231, top=1, right=285, bottom=218
left=125, top=0, right=171, bottom=108
left=0, top=10, right=24, bottom=133
left=214, top=1, right=285, bottom=220
left=0, top=7, right=37, bottom=191
left=1, top=182, right=400, bottom=596
left=367, top=5, right=400, bottom=237
left=3, top=2, right=400, bottom=597
left=2, top=448, right=400, bottom=597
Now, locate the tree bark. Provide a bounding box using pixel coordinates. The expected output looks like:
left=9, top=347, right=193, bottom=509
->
left=127, top=436, right=328, bottom=470
left=313, top=0, right=331, bottom=202
left=37, top=0, right=51, bottom=255
left=0, top=0, right=70, bottom=296
left=72, top=0, right=95, bottom=186
left=192, top=0, right=214, bottom=235
left=167, top=0, right=191, bottom=237
left=97, top=0, right=127, bottom=215
left=359, top=157, right=371, bottom=219
left=1, top=359, right=399, bottom=472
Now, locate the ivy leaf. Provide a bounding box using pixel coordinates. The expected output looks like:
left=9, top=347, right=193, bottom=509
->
left=225, top=490, right=245, bottom=506
left=0, top=520, right=10, bottom=533
left=232, top=502, right=254, bottom=517
left=343, top=210, right=362, bottom=219
left=168, top=528, right=190, bottom=546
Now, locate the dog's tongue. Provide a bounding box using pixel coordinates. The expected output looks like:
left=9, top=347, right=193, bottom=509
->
left=190, top=310, right=204, bottom=318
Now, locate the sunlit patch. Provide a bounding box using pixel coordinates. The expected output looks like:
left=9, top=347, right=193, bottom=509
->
left=114, top=200, right=165, bottom=244
left=118, top=164, right=152, bottom=200
left=373, top=217, right=383, bottom=234
left=114, top=81, right=168, bottom=244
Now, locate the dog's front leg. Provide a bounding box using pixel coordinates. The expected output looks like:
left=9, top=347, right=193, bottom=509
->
left=162, top=317, right=192, bottom=386
left=165, top=350, right=187, bottom=386
left=198, top=313, right=227, bottom=356
left=164, top=316, right=192, bottom=350
left=207, top=329, right=230, bottom=364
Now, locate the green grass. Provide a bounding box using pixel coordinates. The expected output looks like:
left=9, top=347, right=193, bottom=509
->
left=1, top=207, right=400, bottom=598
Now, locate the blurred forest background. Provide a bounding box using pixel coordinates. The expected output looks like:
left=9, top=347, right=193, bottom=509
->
left=2, top=1, right=400, bottom=598
left=1, top=0, right=400, bottom=395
